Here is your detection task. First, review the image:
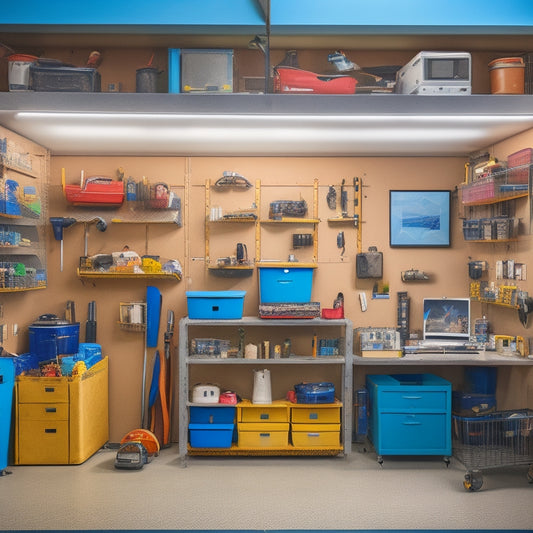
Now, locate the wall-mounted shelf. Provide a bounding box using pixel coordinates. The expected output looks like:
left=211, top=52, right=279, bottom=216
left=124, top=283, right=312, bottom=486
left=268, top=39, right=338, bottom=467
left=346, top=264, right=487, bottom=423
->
left=77, top=269, right=181, bottom=281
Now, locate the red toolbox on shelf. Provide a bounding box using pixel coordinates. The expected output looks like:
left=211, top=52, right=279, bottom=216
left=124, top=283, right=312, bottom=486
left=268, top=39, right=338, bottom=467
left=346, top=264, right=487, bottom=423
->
left=273, top=67, right=357, bottom=94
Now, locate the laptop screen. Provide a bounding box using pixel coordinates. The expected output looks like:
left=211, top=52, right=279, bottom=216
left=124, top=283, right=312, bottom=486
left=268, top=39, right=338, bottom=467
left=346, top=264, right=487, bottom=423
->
left=423, top=298, right=470, bottom=342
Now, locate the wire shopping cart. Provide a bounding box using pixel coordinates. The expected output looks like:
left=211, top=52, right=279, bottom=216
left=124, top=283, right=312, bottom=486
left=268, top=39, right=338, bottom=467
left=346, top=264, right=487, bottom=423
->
left=452, top=409, right=533, bottom=491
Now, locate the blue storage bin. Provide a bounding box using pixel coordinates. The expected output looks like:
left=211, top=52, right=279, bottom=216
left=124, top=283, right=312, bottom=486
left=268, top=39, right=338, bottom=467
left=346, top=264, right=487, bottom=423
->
left=0, top=358, right=15, bottom=472
left=186, top=291, right=245, bottom=319
left=189, top=406, right=236, bottom=424
left=258, top=267, right=313, bottom=303
left=188, top=423, right=234, bottom=448
left=452, top=391, right=496, bottom=417
left=464, top=366, right=497, bottom=395
left=294, top=382, right=335, bottom=404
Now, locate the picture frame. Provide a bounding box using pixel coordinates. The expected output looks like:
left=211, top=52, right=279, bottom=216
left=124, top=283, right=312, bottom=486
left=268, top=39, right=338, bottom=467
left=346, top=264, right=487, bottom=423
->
left=389, top=190, right=451, bottom=247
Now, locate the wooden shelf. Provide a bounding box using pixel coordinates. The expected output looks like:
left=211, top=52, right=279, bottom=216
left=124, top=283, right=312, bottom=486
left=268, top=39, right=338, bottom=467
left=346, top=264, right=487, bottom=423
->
left=77, top=269, right=181, bottom=281
left=260, top=218, right=320, bottom=224
left=0, top=286, right=46, bottom=293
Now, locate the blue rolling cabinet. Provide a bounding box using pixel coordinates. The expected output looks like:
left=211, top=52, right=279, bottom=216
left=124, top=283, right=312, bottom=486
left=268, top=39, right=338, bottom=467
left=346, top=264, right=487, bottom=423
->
left=366, top=373, right=452, bottom=464
left=0, top=358, right=15, bottom=474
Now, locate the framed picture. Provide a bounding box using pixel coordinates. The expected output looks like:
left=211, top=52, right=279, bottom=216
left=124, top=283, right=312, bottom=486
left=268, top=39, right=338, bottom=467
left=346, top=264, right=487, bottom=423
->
left=389, top=190, right=451, bottom=247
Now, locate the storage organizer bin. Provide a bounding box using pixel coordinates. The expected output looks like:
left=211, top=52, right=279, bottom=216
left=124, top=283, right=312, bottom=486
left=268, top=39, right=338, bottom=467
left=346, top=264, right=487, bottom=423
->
left=237, top=422, right=290, bottom=448
left=258, top=266, right=313, bottom=303
left=30, top=65, right=101, bottom=92
left=189, top=406, right=236, bottom=424
left=294, top=382, right=335, bottom=404
left=452, top=391, right=496, bottom=417
left=189, top=423, right=234, bottom=448
left=507, top=148, right=533, bottom=183
left=291, top=423, right=341, bottom=447
left=186, top=290, right=245, bottom=319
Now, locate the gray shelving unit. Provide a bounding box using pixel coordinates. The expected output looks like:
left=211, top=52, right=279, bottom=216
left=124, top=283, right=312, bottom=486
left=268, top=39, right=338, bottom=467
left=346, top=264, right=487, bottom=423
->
left=178, top=316, right=353, bottom=461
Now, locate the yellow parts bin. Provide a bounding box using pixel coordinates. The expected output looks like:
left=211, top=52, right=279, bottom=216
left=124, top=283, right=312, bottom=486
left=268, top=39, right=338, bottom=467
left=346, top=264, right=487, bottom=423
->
left=291, top=401, right=342, bottom=449
left=237, top=400, right=290, bottom=449
left=15, top=357, right=109, bottom=465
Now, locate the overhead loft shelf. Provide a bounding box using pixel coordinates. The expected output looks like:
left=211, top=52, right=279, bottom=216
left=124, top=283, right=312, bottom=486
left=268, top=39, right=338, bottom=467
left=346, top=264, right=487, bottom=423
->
left=1, top=93, right=533, bottom=157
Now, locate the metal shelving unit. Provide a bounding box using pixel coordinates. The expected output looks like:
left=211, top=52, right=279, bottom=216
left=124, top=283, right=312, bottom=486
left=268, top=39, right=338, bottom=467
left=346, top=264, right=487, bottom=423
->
left=178, top=316, right=353, bottom=462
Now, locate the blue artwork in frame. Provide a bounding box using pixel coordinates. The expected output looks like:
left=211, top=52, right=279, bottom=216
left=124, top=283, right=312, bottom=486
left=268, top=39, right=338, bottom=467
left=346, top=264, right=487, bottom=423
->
left=389, top=190, right=451, bottom=247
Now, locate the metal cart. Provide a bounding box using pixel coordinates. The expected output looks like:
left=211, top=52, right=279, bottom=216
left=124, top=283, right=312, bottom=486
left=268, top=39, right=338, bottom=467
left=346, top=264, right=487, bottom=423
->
left=452, top=409, right=533, bottom=491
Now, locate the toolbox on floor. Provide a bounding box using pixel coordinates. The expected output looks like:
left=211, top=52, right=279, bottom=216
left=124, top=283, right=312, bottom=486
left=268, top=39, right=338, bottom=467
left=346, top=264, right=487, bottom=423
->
left=186, top=290, right=245, bottom=319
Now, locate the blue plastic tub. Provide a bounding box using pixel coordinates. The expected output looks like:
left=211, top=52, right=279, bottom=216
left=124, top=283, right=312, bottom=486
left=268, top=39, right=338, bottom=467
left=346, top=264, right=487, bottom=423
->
left=186, top=291, right=245, bottom=319
left=188, top=423, right=234, bottom=448
left=258, top=267, right=313, bottom=303
left=189, top=406, right=236, bottom=424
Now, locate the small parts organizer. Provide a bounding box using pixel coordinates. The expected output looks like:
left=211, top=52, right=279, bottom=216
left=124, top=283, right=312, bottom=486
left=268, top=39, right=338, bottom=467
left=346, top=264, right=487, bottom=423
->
left=118, top=302, right=146, bottom=331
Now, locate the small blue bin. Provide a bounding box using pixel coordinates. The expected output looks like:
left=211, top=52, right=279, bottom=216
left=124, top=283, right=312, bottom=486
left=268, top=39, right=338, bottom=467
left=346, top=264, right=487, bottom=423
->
left=186, top=291, right=245, bottom=319
left=189, top=423, right=234, bottom=448
left=258, top=267, right=313, bottom=303
left=189, top=406, right=236, bottom=424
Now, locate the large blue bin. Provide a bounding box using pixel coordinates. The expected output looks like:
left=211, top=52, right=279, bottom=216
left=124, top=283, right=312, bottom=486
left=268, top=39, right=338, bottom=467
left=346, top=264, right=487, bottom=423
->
left=0, top=358, right=15, bottom=472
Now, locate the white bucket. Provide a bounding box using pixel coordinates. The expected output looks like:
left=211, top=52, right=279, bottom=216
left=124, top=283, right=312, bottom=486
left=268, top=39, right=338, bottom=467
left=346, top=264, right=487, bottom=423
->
left=8, top=54, right=37, bottom=91
left=252, top=369, right=272, bottom=404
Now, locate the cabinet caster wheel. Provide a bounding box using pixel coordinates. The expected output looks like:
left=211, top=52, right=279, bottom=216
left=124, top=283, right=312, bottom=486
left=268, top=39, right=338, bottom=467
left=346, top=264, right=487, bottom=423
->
left=464, top=471, right=483, bottom=491
left=443, top=456, right=450, bottom=467
left=377, top=455, right=384, bottom=466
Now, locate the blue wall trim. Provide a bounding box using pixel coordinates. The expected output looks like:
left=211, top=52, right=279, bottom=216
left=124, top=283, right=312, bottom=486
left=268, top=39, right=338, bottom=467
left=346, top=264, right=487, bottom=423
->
left=1, top=0, right=533, bottom=32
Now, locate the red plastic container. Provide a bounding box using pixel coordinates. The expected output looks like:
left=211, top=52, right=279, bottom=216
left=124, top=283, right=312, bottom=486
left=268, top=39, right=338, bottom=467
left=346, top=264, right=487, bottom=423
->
left=507, top=148, right=533, bottom=184
left=65, top=177, right=124, bottom=206
left=274, top=67, right=357, bottom=94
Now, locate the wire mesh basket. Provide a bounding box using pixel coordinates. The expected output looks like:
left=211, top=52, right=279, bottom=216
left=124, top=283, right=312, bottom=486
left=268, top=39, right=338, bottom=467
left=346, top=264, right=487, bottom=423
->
left=452, top=409, right=533, bottom=490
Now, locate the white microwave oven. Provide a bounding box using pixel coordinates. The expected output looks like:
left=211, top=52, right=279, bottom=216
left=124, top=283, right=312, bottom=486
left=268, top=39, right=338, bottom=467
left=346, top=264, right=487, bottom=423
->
left=395, top=51, right=471, bottom=95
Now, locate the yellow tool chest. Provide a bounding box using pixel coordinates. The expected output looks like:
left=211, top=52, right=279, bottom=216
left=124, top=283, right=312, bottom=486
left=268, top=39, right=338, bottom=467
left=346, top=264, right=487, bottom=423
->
left=15, top=357, right=109, bottom=465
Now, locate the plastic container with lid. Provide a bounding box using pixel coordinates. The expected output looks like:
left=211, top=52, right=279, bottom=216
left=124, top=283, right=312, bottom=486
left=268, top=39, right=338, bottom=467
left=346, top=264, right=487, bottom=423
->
left=489, top=57, right=525, bottom=94
left=8, top=54, right=38, bottom=91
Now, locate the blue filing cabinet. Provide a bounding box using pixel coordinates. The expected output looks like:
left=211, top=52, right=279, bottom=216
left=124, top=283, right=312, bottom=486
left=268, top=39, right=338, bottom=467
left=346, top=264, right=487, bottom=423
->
left=366, top=373, right=452, bottom=462
left=0, top=358, right=15, bottom=473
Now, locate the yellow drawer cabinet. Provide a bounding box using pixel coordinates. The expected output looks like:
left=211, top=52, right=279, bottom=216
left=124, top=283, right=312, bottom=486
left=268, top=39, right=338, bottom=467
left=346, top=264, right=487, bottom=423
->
left=237, top=422, right=290, bottom=448
left=291, top=423, right=341, bottom=448
left=15, top=357, right=109, bottom=465
left=290, top=402, right=341, bottom=424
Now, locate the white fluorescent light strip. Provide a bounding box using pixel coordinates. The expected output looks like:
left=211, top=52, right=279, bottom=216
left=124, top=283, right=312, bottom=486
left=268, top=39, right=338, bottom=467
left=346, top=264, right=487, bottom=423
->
left=15, top=112, right=533, bottom=123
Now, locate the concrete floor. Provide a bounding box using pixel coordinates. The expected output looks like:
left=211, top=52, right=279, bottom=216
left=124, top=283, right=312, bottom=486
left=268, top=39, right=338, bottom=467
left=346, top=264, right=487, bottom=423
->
left=1, top=444, right=532, bottom=531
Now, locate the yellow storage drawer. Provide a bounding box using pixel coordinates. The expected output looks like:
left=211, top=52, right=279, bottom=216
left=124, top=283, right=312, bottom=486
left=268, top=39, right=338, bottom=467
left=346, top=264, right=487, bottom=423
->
left=291, top=403, right=342, bottom=424
left=238, top=422, right=289, bottom=448
left=238, top=400, right=290, bottom=423
left=291, top=423, right=341, bottom=448
left=18, top=403, right=69, bottom=421
left=17, top=378, right=69, bottom=404
left=17, top=419, right=69, bottom=464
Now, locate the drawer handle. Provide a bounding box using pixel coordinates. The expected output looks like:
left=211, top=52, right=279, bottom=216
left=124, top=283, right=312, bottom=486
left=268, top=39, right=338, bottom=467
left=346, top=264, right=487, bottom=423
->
left=259, top=433, right=270, bottom=437
left=45, top=407, right=57, bottom=413
left=402, top=420, right=422, bottom=426
left=307, top=433, right=320, bottom=437
left=44, top=428, right=57, bottom=434
left=44, top=387, right=55, bottom=393
left=211, top=306, right=219, bottom=312
left=260, top=414, right=270, bottom=420
left=402, top=395, right=422, bottom=400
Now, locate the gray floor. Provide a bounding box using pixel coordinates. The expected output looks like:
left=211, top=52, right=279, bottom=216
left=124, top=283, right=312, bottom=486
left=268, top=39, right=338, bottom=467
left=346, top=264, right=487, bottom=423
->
left=1, top=444, right=532, bottom=531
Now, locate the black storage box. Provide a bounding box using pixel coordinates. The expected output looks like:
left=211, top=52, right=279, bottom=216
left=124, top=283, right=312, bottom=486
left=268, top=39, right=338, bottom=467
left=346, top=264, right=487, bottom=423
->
left=30, top=65, right=101, bottom=92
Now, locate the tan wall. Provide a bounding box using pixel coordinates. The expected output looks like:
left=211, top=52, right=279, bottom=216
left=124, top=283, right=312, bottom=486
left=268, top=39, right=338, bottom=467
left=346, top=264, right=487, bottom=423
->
left=2, top=126, right=533, bottom=443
